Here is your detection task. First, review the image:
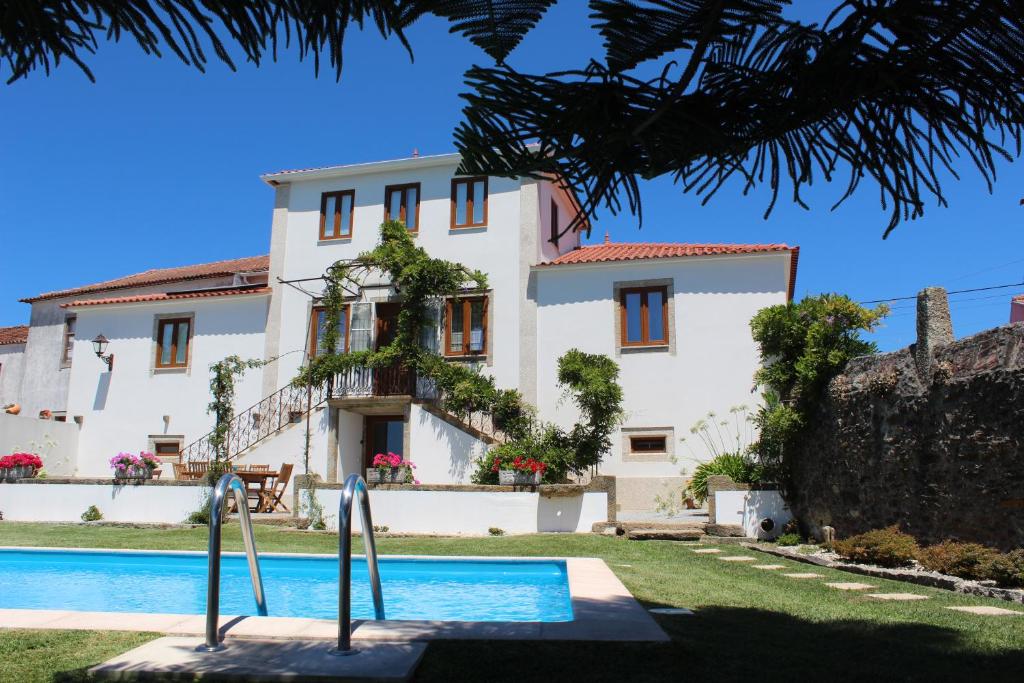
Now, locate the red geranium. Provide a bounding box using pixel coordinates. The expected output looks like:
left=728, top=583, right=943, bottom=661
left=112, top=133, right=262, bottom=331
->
left=0, top=452, right=43, bottom=469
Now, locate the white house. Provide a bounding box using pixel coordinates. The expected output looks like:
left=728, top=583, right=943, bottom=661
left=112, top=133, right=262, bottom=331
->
left=5, top=151, right=799, bottom=513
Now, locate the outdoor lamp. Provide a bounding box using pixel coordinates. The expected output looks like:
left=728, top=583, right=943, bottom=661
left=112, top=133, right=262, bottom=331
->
left=91, top=334, right=114, bottom=371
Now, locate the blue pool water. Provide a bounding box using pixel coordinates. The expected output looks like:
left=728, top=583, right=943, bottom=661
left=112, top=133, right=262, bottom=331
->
left=0, top=549, right=573, bottom=622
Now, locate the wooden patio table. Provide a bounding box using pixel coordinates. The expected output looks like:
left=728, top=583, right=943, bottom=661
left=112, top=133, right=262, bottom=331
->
left=233, top=470, right=279, bottom=513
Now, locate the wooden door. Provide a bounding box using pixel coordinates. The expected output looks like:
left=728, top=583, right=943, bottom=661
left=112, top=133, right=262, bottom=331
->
left=373, top=303, right=411, bottom=394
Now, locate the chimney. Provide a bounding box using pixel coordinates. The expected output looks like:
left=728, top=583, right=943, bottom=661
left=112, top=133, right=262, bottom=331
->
left=604, top=231, right=610, bottom=245
left=914, top=286, right=954, bottom=378
left=411, top=148, right=419, bottom=158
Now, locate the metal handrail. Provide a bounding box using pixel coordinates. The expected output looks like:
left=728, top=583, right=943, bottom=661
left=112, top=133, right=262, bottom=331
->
left=329, top=474, right=385, bottom=656
left=197, top=473, right=269, bottom=653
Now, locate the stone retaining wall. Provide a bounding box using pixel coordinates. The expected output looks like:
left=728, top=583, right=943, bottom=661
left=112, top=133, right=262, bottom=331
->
left=792, top=288, right=1024, bottom=550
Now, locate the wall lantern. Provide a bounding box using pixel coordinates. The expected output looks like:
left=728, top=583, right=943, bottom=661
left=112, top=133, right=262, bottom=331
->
left=91, top=334, right=114, bottom=371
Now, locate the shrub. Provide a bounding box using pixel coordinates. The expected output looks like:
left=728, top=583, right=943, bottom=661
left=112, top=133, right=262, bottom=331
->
left=832, top=526, right=919, bottom=568
left=778, top=532, right=802, bottom=548
left=917, top=541, right=1000, bottom=580
left=688, top=453, right=763, bottom=505
left=776, top=532, right=801, bottom=546
left=980, top=550, right=1024, bottom=588
left=373, top=525, right=390, bottom=534
left=185, top=506, right=210, bottom=525
left=488, top=527, right=505, bottom=536
left=80, top=505, right=103, bottom=522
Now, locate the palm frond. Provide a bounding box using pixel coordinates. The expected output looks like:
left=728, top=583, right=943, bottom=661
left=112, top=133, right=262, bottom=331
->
left=426, top=0, right=557, bottom=62
left=457, top=0, right=1024, bottom=238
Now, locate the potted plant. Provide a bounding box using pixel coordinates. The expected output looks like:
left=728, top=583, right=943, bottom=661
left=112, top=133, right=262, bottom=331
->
left=367, top=452, right=415, bottom=484
left=493, top=454, right=546, bottom=486
left=110, top=451, right=160, bottom=480
left=0, top=453, right=43, bottom=481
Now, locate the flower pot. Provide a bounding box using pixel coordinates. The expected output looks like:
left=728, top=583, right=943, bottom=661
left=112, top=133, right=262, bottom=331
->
left=498, top=470, right=541, bottom=486
left=367, top=467, right=407, bottom=484
left=115, top=466, right=152, bottom=481
left=5, top=465, right=36, bottom=481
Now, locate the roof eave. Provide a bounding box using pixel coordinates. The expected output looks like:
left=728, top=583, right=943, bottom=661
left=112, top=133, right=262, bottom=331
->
left=260, top=152, right=464, bottom=186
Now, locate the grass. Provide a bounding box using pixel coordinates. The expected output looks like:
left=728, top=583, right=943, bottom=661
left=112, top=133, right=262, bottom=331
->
left=1, top=522, right=1023, bottom=681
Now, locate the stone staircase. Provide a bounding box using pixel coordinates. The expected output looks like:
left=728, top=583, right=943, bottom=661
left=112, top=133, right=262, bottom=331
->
left=593, top=520, right=746, bottom=541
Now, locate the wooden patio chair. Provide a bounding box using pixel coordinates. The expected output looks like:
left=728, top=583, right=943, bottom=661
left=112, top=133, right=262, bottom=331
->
left=186, top=461, right=208, bottom=480
left=172, top=463, right=187, bottom=480
left=248, top=464, right=270, bottom=472
left=265, top=463, right=293, bottom=513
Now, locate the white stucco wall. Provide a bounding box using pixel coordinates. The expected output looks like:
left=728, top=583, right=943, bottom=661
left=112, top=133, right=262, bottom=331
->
left=534, top=253, right=792, bottom=485
left=0, top=412, right=79, bottom=475
left=714, top=489, right=792, bottom=539
left=0, top=343, right=25, bottom=406
left=407, top=403, right=488, bottom=484
left=311, top=488, right=608, bottom=535
left=0, top=483, right=207, bottom=523
left=65, top=294, right=269, bottom=475
left=268, top=160, right=578, bottom=397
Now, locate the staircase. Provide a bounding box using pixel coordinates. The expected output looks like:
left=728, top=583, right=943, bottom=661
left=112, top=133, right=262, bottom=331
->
left=181, top=370, right=505, bottom=464
left=180, top=381, right=329, bottom=464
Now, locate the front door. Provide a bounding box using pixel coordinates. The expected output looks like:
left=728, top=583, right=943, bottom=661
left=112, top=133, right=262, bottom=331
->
left=364, top=415, right=405, bottom=473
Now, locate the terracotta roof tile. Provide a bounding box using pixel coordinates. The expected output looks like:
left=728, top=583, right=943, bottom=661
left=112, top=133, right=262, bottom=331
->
left=60, top=287, right=271, bottom=308
left=21, top=255, right=269, bottom=303
left=0, top=325, right=29, bottom=345
left=540, top=241, right=800, bottom=300
left=541, top=242, right=796, bottom=266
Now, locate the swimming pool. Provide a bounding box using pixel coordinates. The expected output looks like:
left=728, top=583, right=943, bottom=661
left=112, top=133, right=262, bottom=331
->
left=0, top=549, right=573, bottom=622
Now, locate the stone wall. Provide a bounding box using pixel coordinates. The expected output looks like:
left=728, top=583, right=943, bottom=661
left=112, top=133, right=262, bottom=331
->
left=793, top=289, right=1024, bottom=551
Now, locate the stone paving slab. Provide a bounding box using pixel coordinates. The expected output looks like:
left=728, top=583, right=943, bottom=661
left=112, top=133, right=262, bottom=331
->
left=866, top=593, right=930, bottom=601
left=782, top=573, right=825, bottom=579
left=825, top=582, right=876, bottom=591
left=752, top=564, right=787, bottom=570
left=691, top=548, right=721, bottom=554
left=90, top=637, right=426, bottom=682
left=648, top=608, right=694, bottom=616
left=717, top=556, right=756, bottom=562
left=945, top=606, right=1023, bottom=616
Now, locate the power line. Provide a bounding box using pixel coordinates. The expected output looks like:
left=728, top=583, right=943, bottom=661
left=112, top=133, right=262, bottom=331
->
left=860, top=281, right=1024, bottom=305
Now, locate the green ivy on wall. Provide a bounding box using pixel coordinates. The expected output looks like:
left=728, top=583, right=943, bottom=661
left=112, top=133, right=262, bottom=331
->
left=294, top=221, right=624, bottom=480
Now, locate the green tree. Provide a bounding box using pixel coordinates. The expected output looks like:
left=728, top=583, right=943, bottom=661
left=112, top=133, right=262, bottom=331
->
left=749, top=294, right=888, bottom=486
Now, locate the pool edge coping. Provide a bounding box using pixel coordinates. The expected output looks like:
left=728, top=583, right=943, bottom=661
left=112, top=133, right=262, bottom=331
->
left=0, top=548, right=669, bottom=643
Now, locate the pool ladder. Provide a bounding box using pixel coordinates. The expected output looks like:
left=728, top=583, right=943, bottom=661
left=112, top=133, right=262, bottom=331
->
left=330, top=473, right=386, bottom=656
left=198, top=473, right=268, bottom=652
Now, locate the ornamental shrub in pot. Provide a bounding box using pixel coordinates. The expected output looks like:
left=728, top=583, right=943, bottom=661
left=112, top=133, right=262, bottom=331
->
left=110, top=451, right=161, bottom=480
left=0, top=453, right=44, bottom=480
left=367, top=452, right=417, bottom=484
left=494, top=453, right=547, bottom=486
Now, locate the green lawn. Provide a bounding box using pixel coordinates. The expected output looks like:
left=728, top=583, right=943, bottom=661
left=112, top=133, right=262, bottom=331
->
left=2, top=522, right=1023, bottom=682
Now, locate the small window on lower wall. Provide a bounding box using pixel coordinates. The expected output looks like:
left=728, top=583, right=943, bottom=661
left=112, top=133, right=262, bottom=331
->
left=622, top=427, right=675, bottom=462
left=630, top=436, right=666, bottom=453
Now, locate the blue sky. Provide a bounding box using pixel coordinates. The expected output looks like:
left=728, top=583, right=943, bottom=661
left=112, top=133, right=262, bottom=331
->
left=2, top=2, right=1022, bottom=351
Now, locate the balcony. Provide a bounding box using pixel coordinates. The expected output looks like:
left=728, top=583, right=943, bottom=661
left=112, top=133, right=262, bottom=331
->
left=328, top=366, right=438, bottom=401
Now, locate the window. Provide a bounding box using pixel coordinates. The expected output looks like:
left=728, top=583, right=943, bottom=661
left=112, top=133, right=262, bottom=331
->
left=61, top=316, right=76, bottom=368
left=384, top=183, right=420, bottom=232
left=450, top=177, right=487, bottom=229
left=445, top=297, right=487, bottom=356
left=156, top=318, right=191, bottom=368
left=319, top=190, right=354, bottom=240
left=349, top=303, right=373, bottom=352
left=154, top=440, right=182, bottom=461
left=550, top=198, right=559, bottom=246
left=620, top=286, right=669, bottom=346
left=630, top=436, right=666, bottom=453
left=310, top=305, right=350, bottom=357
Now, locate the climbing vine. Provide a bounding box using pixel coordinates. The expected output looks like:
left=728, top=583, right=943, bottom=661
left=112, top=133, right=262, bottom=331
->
left=295, top=221, right=624, bottom=480
left=749, top=294, right=888, bottom=489
left=208, top=355, right=266, bottom=465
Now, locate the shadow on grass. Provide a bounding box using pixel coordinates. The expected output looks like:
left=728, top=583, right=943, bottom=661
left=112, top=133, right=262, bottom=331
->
left=414, top=606, right=1024, bottom=683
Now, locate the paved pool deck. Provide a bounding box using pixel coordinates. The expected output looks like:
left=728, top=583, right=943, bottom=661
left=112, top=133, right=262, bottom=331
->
left=0, top=551, right=668, bottom=643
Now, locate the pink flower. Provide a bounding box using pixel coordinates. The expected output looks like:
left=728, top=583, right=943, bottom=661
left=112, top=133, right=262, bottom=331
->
left=413, top=479, right=421, bottom=485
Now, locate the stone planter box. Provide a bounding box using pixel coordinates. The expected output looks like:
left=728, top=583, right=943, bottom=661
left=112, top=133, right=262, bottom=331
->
left=114, top=466, right=154, bottom=481
left=0, top=466, right=37, bottom=481
left=498, top=470, right=541, bottom=486
left=366, top=467, right=410, bottom=484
